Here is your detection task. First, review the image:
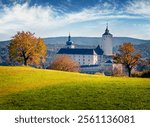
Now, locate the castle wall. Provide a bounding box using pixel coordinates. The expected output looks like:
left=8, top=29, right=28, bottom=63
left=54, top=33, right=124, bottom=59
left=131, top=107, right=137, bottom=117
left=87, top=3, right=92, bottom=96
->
left=69, top=54, right=98, bottom=65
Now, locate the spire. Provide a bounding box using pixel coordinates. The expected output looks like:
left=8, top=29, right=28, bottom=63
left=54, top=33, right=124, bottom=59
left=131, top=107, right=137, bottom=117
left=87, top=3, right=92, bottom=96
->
left=68, top=32, right=71, bottom=41
left=66, top=32, right=73, bottom=46
left=102, top=23, right=112, bottom=36
left=106, top=23, right=108, bottom=30
left=105, top=23, right=109, bottom=33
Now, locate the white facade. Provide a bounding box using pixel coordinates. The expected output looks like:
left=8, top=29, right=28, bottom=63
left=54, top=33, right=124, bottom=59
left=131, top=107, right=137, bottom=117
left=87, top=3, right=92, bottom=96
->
left=68, top=54, right=98, bottom=65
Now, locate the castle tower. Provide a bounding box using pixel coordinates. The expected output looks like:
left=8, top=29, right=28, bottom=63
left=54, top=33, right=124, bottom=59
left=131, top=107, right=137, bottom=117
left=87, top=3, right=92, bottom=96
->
left=66, top=33, right=75, bottom=48
left=102, top=24, right=113, bottom=56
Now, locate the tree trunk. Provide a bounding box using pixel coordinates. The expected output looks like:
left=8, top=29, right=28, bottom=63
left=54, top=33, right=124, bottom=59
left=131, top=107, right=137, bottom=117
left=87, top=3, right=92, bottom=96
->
left=24, top=58, right=27, bottom=66
left=22, top=51, right=28, bottom=66
left=128, top=67, right=132, bottom=77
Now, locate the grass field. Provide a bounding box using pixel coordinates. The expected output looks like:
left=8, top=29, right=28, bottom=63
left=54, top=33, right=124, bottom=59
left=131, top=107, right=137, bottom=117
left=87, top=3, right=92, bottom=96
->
left=0, top=66, right=150, bottom=110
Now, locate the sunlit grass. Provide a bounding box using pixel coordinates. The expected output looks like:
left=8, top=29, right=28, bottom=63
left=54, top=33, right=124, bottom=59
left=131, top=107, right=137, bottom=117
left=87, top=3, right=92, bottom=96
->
left=0, top=66, right=150, bottom=109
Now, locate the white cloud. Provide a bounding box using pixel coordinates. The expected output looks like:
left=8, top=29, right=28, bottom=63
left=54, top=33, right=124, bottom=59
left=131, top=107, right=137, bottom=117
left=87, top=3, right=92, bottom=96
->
left=0, top=2, right=112, bottom=40
left=0, top=3, right=65, bottom=40
left=0, top=1, right=150, bottom=41
left=126, top=0, right=150, bottom=18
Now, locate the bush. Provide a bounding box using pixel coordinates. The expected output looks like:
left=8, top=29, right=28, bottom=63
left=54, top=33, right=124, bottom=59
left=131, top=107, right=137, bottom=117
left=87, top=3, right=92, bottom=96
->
left=48, top=55, right=80, bottom=72
left=132, top=71, right=150, bottom=78
left=132, top=72, right=142, bottom=77
left=141, top=71, right=150, bottom=78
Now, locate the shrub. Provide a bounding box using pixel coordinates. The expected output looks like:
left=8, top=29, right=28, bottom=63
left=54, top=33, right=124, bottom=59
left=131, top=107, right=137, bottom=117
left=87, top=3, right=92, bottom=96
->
left=141, top=71, right=150, bottom=78
left=132, top=71, right=150, bottom=78
left=48, top=55, right=80, bottom=72
left=132, top=72, right=142, bottom=77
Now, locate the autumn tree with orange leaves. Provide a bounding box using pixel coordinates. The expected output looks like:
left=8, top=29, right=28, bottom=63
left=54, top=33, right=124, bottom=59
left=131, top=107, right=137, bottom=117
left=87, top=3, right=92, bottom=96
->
left=8, top=31, right=47, bottom=66
left=113, top=43, right=141, bottom=77
left=49, top=55, right=80, bottom=72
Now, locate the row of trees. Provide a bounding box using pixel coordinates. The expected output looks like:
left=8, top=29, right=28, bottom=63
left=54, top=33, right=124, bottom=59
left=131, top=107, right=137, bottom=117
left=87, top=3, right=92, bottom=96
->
left=8, top=31, right=143, bottom=77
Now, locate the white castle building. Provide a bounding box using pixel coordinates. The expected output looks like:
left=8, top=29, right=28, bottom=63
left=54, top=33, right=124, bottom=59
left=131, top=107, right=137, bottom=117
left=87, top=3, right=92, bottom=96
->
left=57, top=25, right=116, bottom=75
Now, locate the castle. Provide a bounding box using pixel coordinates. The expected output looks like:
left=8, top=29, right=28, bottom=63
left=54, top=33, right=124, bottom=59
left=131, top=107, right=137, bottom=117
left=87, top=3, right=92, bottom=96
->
left=57, top=25, right=119, bottom=75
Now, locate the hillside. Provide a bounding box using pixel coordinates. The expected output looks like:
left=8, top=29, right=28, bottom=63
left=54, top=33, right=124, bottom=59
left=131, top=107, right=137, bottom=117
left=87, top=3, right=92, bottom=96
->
left=44, top=37, right=150, bottom=46
left=0, top=37, right=150, bottom=46
left=0, top=66, right=150, bottom=110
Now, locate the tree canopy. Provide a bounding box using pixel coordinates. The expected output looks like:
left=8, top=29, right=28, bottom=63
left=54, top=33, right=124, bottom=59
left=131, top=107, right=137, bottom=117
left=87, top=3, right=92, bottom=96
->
left=9, top=31, right=47, bottom=66
left=49, top=55, right=80, bottom=72
left=113, top=43, right=141, bottom=77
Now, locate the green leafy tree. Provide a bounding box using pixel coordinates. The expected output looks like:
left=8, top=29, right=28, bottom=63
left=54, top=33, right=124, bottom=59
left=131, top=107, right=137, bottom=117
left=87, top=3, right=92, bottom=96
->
left=8, top=31, right=47, bottom=66
left=114, top=43, right=141, bottom=77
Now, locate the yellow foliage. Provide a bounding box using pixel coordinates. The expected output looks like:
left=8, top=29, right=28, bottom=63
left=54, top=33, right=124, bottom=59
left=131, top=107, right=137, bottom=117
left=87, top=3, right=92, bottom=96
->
left=8, top=31, right=47, bottom=66
left=114, top=43, right=141, bottom=77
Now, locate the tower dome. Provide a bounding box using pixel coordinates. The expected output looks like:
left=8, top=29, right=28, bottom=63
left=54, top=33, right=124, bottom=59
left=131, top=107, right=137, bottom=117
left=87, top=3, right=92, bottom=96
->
left=103, top=24, right=112, bottom=36
left=66, top=33, right=73, bottom=45
left=66, top=33, right=75, bottom=48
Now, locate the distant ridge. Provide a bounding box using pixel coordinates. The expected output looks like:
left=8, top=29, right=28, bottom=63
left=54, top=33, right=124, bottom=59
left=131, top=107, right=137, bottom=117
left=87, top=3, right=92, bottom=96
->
left=0, top=37, right=149, bottom=47
left=44, top=37, right=150, bottom=46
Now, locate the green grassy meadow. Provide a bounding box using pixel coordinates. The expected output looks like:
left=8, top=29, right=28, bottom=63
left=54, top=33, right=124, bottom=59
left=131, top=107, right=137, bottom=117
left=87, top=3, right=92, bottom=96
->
left=0, top=66, right=150, bottom=110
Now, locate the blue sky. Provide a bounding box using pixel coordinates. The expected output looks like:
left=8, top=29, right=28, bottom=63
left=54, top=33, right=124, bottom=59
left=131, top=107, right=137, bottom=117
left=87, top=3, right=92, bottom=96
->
left=0, top=0, right=150, bottom=41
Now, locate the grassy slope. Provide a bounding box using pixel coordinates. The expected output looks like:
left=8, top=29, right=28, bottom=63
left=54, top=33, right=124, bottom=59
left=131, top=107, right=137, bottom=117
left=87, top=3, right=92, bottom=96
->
left=0, top=66, right=150, bottom=110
